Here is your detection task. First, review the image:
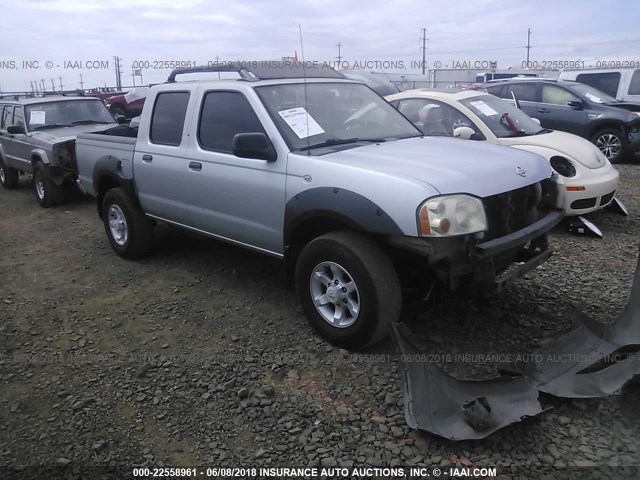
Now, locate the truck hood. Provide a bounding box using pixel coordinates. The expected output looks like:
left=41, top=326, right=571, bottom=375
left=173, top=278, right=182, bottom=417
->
left=319, top=136, right=552, bottom=198
left=30, top=124, right=117, bottom=145
left=498, top=130, right=607, bottom=169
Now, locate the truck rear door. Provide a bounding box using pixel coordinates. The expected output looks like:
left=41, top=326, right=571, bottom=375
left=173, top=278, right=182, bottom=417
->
left=132, top=89, right=194, bottom=226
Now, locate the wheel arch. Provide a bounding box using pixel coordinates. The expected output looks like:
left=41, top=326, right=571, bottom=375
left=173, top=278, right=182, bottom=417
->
left=93, top=156, right=137, bottom=219
left=588, top=121, right=626, bottom=139
left=283, top=187, right=404, bottom=272
left=30, top=149, right=50, bottom=165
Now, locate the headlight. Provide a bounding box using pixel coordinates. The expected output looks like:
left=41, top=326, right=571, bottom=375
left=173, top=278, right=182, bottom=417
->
left=418, top=195, right=488, bottom=237
left=549, top=156, right=577, bottom=177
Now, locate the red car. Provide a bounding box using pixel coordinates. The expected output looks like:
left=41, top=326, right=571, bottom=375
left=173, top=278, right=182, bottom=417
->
left=105, top=87, right=148, bottom=118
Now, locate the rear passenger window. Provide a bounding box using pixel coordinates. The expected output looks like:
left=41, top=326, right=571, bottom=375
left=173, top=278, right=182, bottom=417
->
left=629, top=70, right=640, bottom=95
left=506, top=84, right=537, bottom=102
left=150, top=92, right=190, bottom=146
left=198, top=91, right=266, bottom=153
left=576, top=72, right=620, bottom=98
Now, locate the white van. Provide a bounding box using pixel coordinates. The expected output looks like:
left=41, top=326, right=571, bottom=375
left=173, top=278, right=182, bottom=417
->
left=559, top=69, right=640, bottom=102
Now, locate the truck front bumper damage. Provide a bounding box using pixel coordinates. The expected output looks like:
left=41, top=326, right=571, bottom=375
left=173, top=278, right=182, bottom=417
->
left=393, top=247, right=640, bottom=440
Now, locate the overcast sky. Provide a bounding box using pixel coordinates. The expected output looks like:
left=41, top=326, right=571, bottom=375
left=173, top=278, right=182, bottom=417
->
left=1, top=0, right=639, bottom=92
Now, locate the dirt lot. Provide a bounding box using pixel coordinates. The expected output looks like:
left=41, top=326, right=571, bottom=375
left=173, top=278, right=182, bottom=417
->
left=2, top=164, right=640, bottom=478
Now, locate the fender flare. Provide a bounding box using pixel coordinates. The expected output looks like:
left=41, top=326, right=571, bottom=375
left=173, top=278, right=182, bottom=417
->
left=283, top=187, right=404, bottom=247
left=93, top=156, right=137, bottom=218
left=30, top=148, right=50, bottom=165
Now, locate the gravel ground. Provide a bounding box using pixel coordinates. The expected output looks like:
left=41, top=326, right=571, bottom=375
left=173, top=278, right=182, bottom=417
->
left=1, top=163, right=640, bottom=479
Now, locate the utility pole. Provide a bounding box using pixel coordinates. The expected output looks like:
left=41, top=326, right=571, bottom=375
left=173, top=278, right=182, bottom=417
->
left=336, top=42, right=342, bottom=63
left=526, top=28, right=532, bottom=65
left=41, top=79, right=46, bottom=92
left=58, top=77, right=63, bottom=90
left=51, top=78, right=56, bottom=92
left=114, top=56, right=122, bottom=90
left=131, top=66, right=136, bottom=87
left=419, top=28, right=428, bottom=75
left=79, top=74, right=84, bottom=90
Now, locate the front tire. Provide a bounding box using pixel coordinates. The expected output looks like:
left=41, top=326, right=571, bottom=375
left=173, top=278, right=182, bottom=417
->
left=295, top=231, right=401, bottom=350
left=0, top=157, right=20, bottom=189
left=591, top=128, right=627, bottom=163
left=102, top=187, right=154, bottom=259
left=33, top=162, right=63, bottom=208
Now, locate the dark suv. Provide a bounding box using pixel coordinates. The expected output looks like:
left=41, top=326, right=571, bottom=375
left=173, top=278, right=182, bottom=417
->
left=484, top=79, right=640, bottom=162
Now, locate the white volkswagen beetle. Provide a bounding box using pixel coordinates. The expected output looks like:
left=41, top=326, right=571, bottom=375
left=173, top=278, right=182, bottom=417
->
left=386, top=89, right=620, bottom=216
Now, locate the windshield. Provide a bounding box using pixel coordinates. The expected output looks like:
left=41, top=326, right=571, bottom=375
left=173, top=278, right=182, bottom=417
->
left=25, top=99, right=115, bottom=130
left=460, top=94, right=543, bottom=137
left=255, top=82, right=421, bottom=152
left=568, top=83, right=619, bottom=104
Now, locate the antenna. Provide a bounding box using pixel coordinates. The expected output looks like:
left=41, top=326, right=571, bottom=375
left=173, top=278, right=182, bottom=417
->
left=299, top=24, right=310, bottom=154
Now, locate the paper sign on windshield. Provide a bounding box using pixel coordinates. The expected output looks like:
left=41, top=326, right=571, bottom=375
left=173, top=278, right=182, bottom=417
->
left=278, top=107, right=325, bottom=139
left=30, top=111, right=46, bottom=124
left=585, top=92, right=602, bottom=103
left=469, top=101, right=498, bottom=116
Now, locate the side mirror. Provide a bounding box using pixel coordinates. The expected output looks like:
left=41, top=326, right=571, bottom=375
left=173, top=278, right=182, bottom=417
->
left=452, top=126, right=476, bottom=140
left=7, top=125, right=26, bottom=134
left=115, top=114, right=127, bottom=124
left=531, top=118, right=541, bottom=126
left=567, top=100, right=584, bottom=109
left=232, top=132, right=276, bottom=162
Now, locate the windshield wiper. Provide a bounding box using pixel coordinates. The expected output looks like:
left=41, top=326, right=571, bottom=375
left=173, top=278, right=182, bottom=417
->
left=32, top=124, right=74, bottom=130
left=71, top=120, right=111, bottom=125
left=298, top=137, right=386, bottom=151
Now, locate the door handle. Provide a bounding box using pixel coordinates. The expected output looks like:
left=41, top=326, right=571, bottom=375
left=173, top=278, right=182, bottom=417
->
left=188, top=161, right=202, bottom=171
left=538, top=108, right=550, bottom=113
left=141, top=154, right=153, bottom=162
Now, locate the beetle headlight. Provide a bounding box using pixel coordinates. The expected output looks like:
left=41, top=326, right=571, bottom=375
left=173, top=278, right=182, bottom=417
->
left=418, top=195, right=488, bottom=237
left=549, top=156, right=577, bottom=177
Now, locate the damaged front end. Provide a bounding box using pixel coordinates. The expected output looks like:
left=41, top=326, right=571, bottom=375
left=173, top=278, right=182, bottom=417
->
left=393, top=247, right=640, bottom=440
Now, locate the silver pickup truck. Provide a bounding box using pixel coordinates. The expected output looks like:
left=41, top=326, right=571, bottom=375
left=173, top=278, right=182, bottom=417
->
left=0, top=95, right=118, bottom=207
left=76, top=64, right=564, bottom=349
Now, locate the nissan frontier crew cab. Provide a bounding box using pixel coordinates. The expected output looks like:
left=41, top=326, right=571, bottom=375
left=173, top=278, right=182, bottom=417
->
left=75, top=63, right=564, bottom=350
left=0, top=95, right=118, bottom=207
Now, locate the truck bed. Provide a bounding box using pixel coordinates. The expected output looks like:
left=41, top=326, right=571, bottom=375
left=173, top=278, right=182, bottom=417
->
left=76, top=126, right=138, bottom=197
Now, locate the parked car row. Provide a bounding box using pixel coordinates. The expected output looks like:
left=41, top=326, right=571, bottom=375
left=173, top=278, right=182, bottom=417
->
left=483, top=78, right=640, bottom=163
left=385, top=88, right=620, bottom=217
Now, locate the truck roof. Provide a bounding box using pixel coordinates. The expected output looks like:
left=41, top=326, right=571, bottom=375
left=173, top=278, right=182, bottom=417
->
left=165, top=62, right=349, bottom=85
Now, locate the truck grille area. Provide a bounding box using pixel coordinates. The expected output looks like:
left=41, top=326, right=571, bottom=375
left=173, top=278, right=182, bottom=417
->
left=482, top=179, right=553, bottom=241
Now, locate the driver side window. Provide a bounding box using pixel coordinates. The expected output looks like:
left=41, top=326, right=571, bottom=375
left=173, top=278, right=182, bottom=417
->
left=396, top=99, right=479, bottom=137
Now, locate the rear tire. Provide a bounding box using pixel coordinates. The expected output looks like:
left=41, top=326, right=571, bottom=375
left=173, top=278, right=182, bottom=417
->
left=33, top=162, right=63, bottom=208
left=295, top=231, right=401, bottom=350
left=102, top=187, right=154, bottom=259
left=591, top=128, right=627, bottom=164
left=0, top=157, right=19, bottom=189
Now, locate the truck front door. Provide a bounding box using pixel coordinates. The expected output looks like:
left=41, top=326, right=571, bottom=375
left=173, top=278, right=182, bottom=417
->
left=183, top=89, right=287, bottom=255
